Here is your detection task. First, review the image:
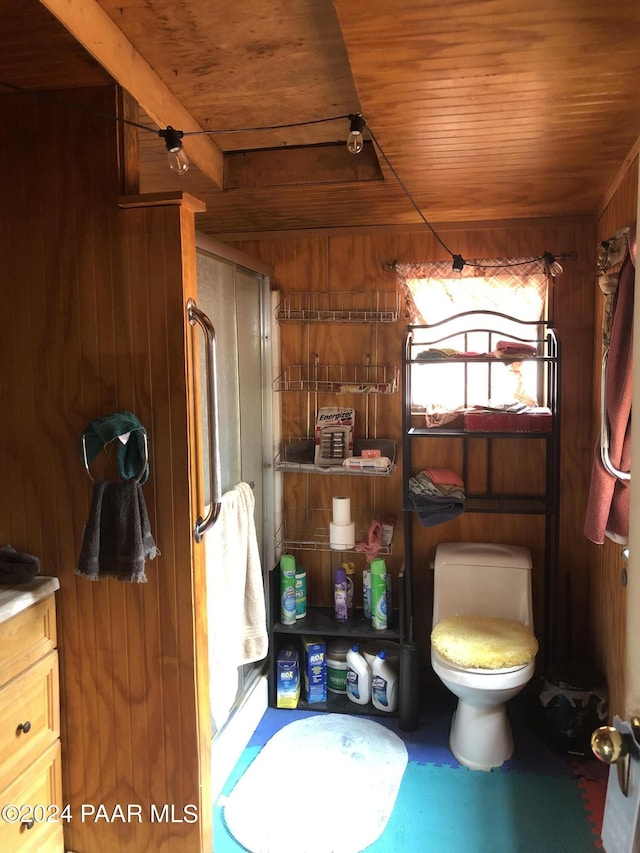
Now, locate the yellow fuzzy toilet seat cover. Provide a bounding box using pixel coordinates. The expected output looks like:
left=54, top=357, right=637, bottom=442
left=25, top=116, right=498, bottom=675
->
left=432, top=615, right=538, bottom=669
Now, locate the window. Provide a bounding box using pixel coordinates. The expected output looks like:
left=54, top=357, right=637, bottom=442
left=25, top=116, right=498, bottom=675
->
left=396, top=260, right=550, bottom=416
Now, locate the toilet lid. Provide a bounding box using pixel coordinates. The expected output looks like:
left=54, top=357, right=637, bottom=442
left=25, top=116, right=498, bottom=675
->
left=431, top=615, right=538, bottom=670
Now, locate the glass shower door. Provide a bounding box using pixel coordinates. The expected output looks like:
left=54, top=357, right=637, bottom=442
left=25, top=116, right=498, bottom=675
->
left=196, top=245, right=274, bottom=738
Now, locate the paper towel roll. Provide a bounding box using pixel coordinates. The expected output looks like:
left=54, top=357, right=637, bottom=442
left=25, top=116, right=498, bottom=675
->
left=330, top=521, right=356, bottom=550
left=332, top=496, right=351, bottom=526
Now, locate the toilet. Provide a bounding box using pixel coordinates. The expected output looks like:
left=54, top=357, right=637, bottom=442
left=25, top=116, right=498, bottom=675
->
left=430, top=542, right=538, bottom=771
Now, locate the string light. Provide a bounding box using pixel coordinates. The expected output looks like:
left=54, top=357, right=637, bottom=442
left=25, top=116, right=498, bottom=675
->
left=543, top=252, right=565, bottom=278
left=383, top=251, right=577, bottom=274
left=347, top=113, right=366, bottom=154
left=158, top=126, right=189, bottom=174
left=0, top=79, right=576, bottom=271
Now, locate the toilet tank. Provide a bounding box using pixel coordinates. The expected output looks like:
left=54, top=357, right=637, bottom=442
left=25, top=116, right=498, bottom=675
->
left=432, top=542, right=533, bottom=628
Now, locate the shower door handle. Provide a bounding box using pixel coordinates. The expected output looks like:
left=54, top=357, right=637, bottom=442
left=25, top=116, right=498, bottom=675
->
left=187, top=298, right=222, bottom=542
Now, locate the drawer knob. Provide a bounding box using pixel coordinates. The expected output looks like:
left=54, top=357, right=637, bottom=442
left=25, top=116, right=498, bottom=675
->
left=21, top=819, right=34, bottom=830
left=17, top=720, right=32, bottom=734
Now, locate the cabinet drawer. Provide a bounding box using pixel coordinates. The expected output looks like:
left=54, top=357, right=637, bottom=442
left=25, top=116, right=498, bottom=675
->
left=0, top=596, right=57, bottom=687
left=0, top=739, right=63, bottom=853
left=0, top=651, right=60, bottom=790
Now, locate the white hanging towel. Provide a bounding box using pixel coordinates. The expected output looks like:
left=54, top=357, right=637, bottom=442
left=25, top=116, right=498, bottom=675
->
left=207, top=481, right=268, bottom=730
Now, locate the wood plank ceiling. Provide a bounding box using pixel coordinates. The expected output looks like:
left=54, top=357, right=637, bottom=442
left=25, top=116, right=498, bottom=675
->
left=5, top=0, right=640, bottom=238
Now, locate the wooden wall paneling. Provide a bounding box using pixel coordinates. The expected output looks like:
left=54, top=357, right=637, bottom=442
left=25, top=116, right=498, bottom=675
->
left=232, top=216, right=596, bottom=672
left=0, top=85, right=210, bottom=852
left=589, top=154, right=639, bottom=720
left=0, top=95, right=34, bottom=551
left=552, top=222, right=598, bottom=663
left=111, top=194, right=210, bottom=853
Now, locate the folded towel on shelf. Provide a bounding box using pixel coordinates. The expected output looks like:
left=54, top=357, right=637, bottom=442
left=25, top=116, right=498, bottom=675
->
left=416, top=347, right=460, bottom=360
left=0, top=545, right=41, bottom=584
left=424, top=467, right=465, bottom=488
left=408, top=491, right=466, bottom=527
left=82, top=411, right=149, bottom=484
left=409, top=471, right=466, bottom=527
left=410, top=471, right=466, bottom=500
left=493, top=340, right=537, bottom=359
left=77, top=479, right=159, bottom=582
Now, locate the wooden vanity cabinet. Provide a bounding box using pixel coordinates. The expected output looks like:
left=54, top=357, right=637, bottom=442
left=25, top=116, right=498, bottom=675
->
left=0, top=593, right=63, bottom=852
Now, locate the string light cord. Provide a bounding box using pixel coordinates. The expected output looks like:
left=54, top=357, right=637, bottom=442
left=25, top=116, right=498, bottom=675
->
left=0, top=78, right=155, bottom=132
left=383, top=251, right=576, bottom=273
left=182, top=114, right=351, bottom=136
left=0, top=79, right=349, bottom=137
left=0, top=78, right=576, bottom=270
left=366, top=123, right=574, bottom=273
left=366, top=124, right=455, bottom=258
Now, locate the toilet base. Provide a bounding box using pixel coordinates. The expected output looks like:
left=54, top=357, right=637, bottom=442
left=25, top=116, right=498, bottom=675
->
left=449, top=700, right=514, bottom=771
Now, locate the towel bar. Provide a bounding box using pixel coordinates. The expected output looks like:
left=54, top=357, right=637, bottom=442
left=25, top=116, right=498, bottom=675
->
left=81, top=429, right=149, bottom=484
left=600, top=349, right=631, bottom=482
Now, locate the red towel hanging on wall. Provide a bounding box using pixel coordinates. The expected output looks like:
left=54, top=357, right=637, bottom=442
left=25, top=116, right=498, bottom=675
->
left=583, top=233, right=636, bottom=544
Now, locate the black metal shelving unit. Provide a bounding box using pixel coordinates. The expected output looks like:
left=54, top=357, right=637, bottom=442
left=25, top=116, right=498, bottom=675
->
left=267, top=568, right=404, bottom=715
left=402, top=311, right=561, bottom=664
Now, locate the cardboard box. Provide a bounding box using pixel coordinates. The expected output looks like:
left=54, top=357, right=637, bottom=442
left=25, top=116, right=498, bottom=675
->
left=276, top=648, right=300, bottom=709
left=301, top=636, right=327, bottom=703
left=314, top=407, right=354, bottom=467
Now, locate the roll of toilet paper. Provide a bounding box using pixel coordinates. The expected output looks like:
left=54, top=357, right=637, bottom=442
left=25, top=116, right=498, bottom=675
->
left=332, top=496, right=351, bottom=526
left=330, top=521, right=356, bottom=550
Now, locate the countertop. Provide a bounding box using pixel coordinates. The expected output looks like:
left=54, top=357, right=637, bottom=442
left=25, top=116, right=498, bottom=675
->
left=0, top=576, right=60, bottom=626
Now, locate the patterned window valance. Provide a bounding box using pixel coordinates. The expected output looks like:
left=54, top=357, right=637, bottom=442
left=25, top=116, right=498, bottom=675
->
left=395, top=258, right=549, bottom=325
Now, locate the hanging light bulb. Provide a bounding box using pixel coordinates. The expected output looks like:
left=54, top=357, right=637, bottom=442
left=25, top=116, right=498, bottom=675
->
left=159, top=126, right=189, bottom=175
left=347, top=113, right=366, bottom=154
left=543, top=252, right=563, bottom=278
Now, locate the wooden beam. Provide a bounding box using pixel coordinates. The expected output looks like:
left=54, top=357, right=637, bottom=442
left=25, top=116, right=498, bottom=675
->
left=39, top=0, right=224, bottom=189
left=115, top=87, right=140, bottom=196
left=224, top=140, right=383, bottom=190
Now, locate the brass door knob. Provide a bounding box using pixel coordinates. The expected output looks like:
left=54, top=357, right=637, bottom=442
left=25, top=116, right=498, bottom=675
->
left=591, top=726, right=626, bottom=764
left=591, top=725, right=632, bottom=796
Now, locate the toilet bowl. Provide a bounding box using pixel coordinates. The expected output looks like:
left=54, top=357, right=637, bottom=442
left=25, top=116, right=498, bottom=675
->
left=430, top=542, right=538, bottom=771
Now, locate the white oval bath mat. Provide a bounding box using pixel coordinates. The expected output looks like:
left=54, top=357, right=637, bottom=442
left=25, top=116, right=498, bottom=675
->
left=221, top=713, right=408, bottom=853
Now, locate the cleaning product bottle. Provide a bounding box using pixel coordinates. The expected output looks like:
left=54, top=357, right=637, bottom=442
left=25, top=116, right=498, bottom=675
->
left=363, top=568, right=372, bottom=619
left=326, top=638, right=351, bottom=694
left=371, top=649, right=398, bottom=713
left=295, top=568, right=307, bottom=620
left=343, top=561, right=355, bottom=615
left=280, top=554, right=297, bottom=625
left=334, top=566, right=348, bottom=621
left=346, top=643, right=371, bottom=705
left=370, top=558, right=387, bottom=630
left=386, top=570, right=393, bottom=628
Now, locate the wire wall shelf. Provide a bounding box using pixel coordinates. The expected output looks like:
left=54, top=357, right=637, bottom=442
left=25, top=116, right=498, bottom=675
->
left=275, top=508, right=394, bottom=554
left=275, top=290, right=400, bottom=323
left=275, top=438, right=397, bottom=476
left=274, top=363, right=399, bottom=394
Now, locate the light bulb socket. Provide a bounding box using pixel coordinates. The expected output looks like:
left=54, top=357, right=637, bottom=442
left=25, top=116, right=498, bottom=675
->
left=543, top=251, right=563, bottom=277
left=159, top=126, right=189, bottom=174
left=348, top=113, right=366, bottom=135
left=346, top=113, right=366, bottom=155
left=159, top=125, right=184, bottom=153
